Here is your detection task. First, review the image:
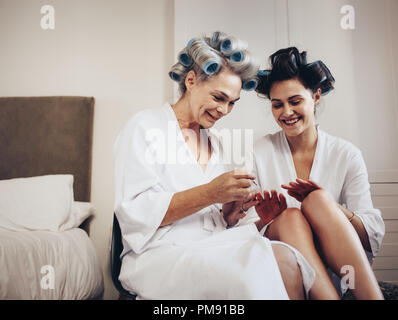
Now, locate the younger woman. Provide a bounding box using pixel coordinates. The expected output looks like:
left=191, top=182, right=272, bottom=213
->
left=252, top=47, right=385, bottom=299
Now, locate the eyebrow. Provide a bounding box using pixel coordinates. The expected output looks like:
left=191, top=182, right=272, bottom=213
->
left=271, top=95, right=302, bottom=102
left=214, top=90, right=240, bottom=102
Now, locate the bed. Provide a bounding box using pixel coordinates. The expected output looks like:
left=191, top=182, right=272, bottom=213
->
left=0, top=96, right=104, bottom=299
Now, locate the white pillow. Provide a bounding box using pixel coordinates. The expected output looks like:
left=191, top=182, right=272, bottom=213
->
left=0, top=174, right=74, bottom=231
left=60, top=201, right=96, bottom=231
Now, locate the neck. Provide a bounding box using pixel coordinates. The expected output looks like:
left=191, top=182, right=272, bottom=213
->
left=285, top=125, right=318, bottom=154
left=171, top=95, right=200, bottom=133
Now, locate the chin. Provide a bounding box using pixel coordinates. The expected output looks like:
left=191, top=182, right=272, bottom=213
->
left=281, top=125, right=304, bottom=137
left=200, top=122, right=214, bottom=129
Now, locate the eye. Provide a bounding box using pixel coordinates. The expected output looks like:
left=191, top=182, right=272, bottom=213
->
left=212, top=95, right=224, bottom=102
left=272, top=103, right=283, bottom=109
left=290, top=99, right=302, bottom=106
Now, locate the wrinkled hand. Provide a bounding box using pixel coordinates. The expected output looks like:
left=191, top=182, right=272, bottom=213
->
left=208, top=168, right=256, bottom=204
left=281, top=179, right=322, bottom=202
left=222, top=195, right=259, bottom=227
left=254, top=190, right=287, bottom=226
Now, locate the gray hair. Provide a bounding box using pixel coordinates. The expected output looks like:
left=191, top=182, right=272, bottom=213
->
left=169, top=31, right=259, bottom=96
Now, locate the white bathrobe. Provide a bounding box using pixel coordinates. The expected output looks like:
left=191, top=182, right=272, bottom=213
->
left=252, top=126, right=385, bottom=294
left=113, top=103, right=315, bottom=300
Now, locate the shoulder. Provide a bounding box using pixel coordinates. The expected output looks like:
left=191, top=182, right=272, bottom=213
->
left=319, top=129, right=362, bottom=161
left=114, top=103, right=170, bottom=151
left=125, top=104, right=170, bottom=130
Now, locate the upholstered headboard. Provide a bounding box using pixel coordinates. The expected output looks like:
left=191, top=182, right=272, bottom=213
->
left=0, top=96, right=94, bottom=202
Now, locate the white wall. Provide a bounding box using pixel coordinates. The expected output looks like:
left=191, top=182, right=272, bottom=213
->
left=0, top=0, right=174, bottom=299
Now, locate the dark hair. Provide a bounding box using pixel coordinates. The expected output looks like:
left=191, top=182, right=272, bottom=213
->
left=255, top=47, right=335, bottom=99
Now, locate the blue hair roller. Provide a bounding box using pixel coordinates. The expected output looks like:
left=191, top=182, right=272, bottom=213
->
left=291, top=54, right=297, bottom=65
left=202, top=60, right=220, bottom=75
left=178, top=51, right=193, bottom=67
left=186, top=38, right=197, bottom=50
left=307, top=61, right=329, bottom=95
left=306, top=61, right=320, bottom=68
left=257, top=69, right=270, bottom=77
left=321, top=88, right=331, bottom=96
left=242, top=78, right=258, bottom=91
left=230, top=51, right=245, bottom=63
left=307, top=61, right=326, bottom=83
left=169, top=71, right=180, bottom=82
left=220, top=39, right=232, bottom=54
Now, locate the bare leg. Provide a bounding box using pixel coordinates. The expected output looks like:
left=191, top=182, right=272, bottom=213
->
left=301, top=189, right=383, bottom=300
left=266, top=208, right=340, bottom=299
left=271, top=243, right=304, bottom=300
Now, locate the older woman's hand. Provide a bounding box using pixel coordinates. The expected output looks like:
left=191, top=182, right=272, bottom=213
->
left=208, top=168, right=256, bottom=204
left=222, top=195, right=259, bottom=227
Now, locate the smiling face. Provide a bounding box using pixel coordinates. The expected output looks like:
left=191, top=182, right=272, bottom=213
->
left=185, top=69, right=242, bottom=128
left=269, top=78, right=321, bottom=138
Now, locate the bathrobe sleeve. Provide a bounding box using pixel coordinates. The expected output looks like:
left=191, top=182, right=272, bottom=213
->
left=113, top=113, right=175, bottom=255
left=341, top=148, right=385, bottom=257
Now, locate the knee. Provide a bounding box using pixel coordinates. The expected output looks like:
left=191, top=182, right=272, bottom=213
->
left=301, top=189, right=332, bottom=211
left=301, top=189, right=339, bottom=226
left=275, top=208, right=311, bottom=231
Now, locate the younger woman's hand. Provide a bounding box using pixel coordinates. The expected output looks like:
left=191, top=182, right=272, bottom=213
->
left=254, top=190, right=287, bottom=226
left=222, top=195, right=259, bottom=227
left=281, top=179, right=322, bottom=202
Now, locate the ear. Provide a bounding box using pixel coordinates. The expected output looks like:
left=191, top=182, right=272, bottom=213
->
left=313, top=88, right=322, bottom=105
left=185, top=70, right=197, bottom=92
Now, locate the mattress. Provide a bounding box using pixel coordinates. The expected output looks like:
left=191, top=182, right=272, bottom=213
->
left=0, top=228, right=104, bottom=299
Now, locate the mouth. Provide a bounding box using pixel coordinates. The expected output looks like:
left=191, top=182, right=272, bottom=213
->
left=205, top=110, right=219, bottom=122
left=281, top=116, right=302, bottom=127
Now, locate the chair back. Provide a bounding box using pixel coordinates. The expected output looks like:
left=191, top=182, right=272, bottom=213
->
left=110, top=214, right=137, bottom=299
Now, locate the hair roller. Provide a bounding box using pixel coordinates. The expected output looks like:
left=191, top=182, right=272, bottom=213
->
left=209, top=31, right=228, bottom=50
left=186, top=37, right=199, bottom=51
left=242, top=78, right=259, bottom=91
left=229, top=50, right=258, bottom=77
left=188, top=38, right=222, bottom=75
left=257, top=69, right=271, bottom=77
left=304, top=60, right=335, bottom=95
left=220, top=36, right=248, bottom=56
left=168, top=63, right=186, bottom=83
left=230, top=51, right=245, bottom=63
left=178, top=48, right=193, bottom=67
left=170, top=31, right=260, bottom=96
left=256, top=46, right=335, bottom=98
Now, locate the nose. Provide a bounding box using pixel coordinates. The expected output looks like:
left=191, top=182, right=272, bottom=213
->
left=281, top=103, right=294, bottom=117
left=216, top=102, right=229, bottom=116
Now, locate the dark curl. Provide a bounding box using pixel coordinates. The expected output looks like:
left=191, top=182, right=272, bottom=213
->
left=256, top=47, right=335, bottom=99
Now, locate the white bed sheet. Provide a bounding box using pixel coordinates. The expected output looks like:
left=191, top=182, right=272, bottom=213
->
left=0, top=228, right=104, bottom=299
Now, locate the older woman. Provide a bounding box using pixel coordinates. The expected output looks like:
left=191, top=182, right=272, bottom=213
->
left=113, top=33, right=315, bottom=299
left=251, top=47, right=385, bottom=299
